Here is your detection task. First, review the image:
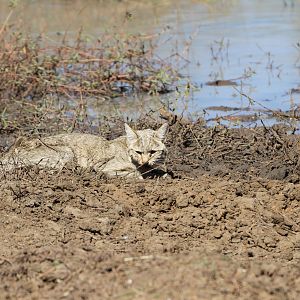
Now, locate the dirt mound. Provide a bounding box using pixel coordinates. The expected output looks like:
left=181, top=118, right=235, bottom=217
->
left=1, top=121, right=300, bottom=299
left=165, top=122, right=300, bottom=181
left=1, top=168, right=300, bottom=299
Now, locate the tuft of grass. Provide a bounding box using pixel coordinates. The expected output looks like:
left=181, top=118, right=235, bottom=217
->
left=0, top=29, right=178, bottom=101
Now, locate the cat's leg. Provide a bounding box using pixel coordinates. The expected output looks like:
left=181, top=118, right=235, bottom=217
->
left=1, top=145, right=75, bottom=172
left=105, top=169, right=143, bottom=179
left=99, top=160, right=143, bottom=179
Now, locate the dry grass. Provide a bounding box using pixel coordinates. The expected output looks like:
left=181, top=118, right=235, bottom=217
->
left=0, top=28, right=178, bottom=101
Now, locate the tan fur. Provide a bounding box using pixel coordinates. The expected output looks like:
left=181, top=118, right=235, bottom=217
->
left=0, top=123, right=168, bottom=179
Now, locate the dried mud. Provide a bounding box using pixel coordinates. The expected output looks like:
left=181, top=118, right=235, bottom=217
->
left=1, top=120, right=300, bottom=299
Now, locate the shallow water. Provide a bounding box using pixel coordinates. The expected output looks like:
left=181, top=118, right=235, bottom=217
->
left=1, top=0, right=300, bottom=125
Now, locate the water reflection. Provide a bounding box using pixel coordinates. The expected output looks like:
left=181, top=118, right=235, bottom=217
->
left=0, top=0, right=300, bottom=125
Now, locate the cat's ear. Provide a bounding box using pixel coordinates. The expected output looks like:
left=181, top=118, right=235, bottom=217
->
left=156, top=123, right=168, bottom=140
left=125, top=123, right=138, bottom=142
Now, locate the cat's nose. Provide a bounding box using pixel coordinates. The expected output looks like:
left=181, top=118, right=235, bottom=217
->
left=141, top=153, right=150, bottom=164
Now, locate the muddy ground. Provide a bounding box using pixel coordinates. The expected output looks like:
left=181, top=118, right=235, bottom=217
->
left=1, top=118, right=300, bottom=299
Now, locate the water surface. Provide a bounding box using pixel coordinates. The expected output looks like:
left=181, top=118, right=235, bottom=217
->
left=1, top=0, right=300, bottom=125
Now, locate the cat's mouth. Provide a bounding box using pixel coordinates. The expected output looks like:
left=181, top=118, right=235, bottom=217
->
left=131, top=158, right=159, bottom=169
left=132, top=159, right=151, bottom=167
left=131, top=152, right=165, bottom=166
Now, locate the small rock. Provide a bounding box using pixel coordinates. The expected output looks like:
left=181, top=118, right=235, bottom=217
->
left=237, top=197, right=255, bottom=210
left=144, top=212, right=158, bottom=220
left=189, top=195, right=203, bottom=207
left=267, top=167, right=288, bottom=180
left=64, top=206, right=83, bottom=218
left=247, top=250, right=254, bottom=257
left=40, top=263, right=70, bottom=282
left=213, top=230, right=223, bottom=239
left=85, top=197, right=101, bottom=208
left=235, top=187, right=243, bottom=196
left=260, top=263, right=277, bottom=276
left=135, top=185, right=146, bottom=194
left=293, top=251, right=300, bottom=260
left=230, top=233, right=240, bottom=243
left=215, top=209, right=226, bottom=221
left=25, top=198, right=41, bottom=208
left=294, top=240, right=300, bottom=249
left=271, top=213, right=284, bottom=224
left=256, top=191, right=270, bottom=201
left=176, top=195, right=189, bottom=208
left=79, top=217, right=114, bottom=235
left=264, top=236, right=277, bottom=248
left=276, top=227, right=289, bottom=236
left=164, top=215, right=173, bottom=221
left=282, top=251, right=294, bottom=261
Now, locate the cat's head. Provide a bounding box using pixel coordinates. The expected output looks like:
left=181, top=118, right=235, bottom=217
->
left=125, top=123, right=168, bottom=168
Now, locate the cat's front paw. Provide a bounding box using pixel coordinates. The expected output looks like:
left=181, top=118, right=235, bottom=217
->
left=162, top=173, right=170, bottom=179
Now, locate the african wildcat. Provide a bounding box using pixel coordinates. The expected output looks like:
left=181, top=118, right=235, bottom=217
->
left=0, top=123, right=168, bottom=179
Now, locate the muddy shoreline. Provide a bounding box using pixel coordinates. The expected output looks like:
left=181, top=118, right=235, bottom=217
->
left=1, top=1, right=300, bottom=298
left=1, top=119, right=300, bottom=299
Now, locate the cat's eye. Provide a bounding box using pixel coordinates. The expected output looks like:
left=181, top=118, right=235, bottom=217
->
left=135, top=150, right=143, bottom=155
left=149, top=150, right=156, bottom=155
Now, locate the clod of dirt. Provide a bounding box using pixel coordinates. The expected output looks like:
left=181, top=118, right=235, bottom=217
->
left=79, top=217, right=115, bottom=235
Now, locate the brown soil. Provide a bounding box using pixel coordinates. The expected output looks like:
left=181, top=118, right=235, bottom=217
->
left=1, top=119, right=300, bottom=300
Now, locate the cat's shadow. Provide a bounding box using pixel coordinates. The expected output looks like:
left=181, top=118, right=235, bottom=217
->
left=140, top=167, right=174, bottom=179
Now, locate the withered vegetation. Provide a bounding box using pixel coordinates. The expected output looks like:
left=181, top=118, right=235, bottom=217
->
left=0, top=28, right=177, bottom=101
